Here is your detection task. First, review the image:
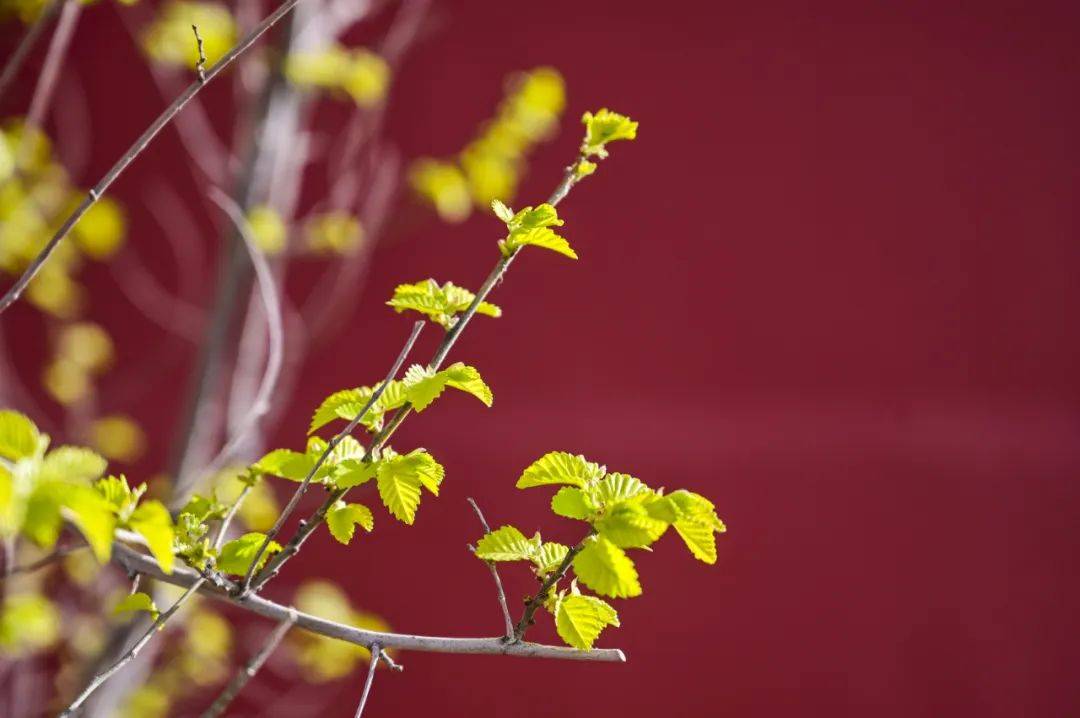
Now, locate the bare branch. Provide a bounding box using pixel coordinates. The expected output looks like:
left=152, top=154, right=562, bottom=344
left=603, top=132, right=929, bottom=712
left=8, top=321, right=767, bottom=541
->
left=0, top=0, right=311, bottom=315
left=114, top=543, right=625, bottom=663
left=192, top=24, right=207, bottom=83
left=255, top=157, right=588, bottom=586
left=20, top=0, right=80, bottom=163
left=240, top=319, right=425, bottom=595
left=353, top=643, right=383, bottom=718
left=466, top=498, right=513, bottom=639
left=0, top=0, right=61, bottom=101
left=0, top=544, right=83, bottom=580
left=200, top=610, right=297, bottom=718
left=59, top=577, right=206, bottom=716
left=199, top=188, right=286, bottom=478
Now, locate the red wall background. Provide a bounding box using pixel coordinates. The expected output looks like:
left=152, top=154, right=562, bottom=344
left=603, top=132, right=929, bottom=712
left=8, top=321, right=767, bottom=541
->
left=4, top=0, right=1080, bottom=715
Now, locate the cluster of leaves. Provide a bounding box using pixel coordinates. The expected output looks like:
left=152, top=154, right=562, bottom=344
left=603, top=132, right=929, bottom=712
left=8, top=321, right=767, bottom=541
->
left=286, top=44, right=390, bottom=107
left=475, top=451, right=725, bottom=650
left=256, top=361, right=493, bottom=531
left=411, top=67, right=565, bottom=222
left=0, top=120, right=127, bottom=318
left=387, top=278, right=502, bottom=329
left=492, top=200, right=575, bottom=259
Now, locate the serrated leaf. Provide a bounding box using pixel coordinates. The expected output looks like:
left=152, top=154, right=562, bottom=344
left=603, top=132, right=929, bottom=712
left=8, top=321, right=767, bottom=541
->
left=532, top=541, right=570, bottom=575
left=129, top=499, right=175, bottom=574
left=0, top=410, right=41, bottom=462
left=581, top=108, right=638, bottom=158
left=253, top=449, right=314, bottom=481
left=60, top=486, right=116, bottom=563
left=573, top=535, right=641, bottom=598
left=114, top=592, right=159, bottom=621
left=326, top=501, right=374, bottom=545
left=550, top=487, right=594, bottom=520
left=591, top=473, right=652, bottom=505
left=501, top=226, right=577, bottom=259
left=474, top=525, right=540, bottom=562
left=94, top=475, right=143, bottom=515
left=403, top=362, right=493, bottom=412
left=491, top=199, right=514, bottom=223
left=333, top=459, right=376, bottom=489
left=376, top=464, right=422, bottom=525
left=517, top=452, right=606, bottom=489
left=309, top=387, right=377, bottom=435
left=555, top=592, right=619, bottom=650
left=673, top=518, right=718, bottom=564
left=37, top=446, right=107, bottom=484
left=387, top=279, right=502, bottom=330
left=217, top=533, right=281, bottom=575
left=594, top=501, right=668, bottom=549
left=391, top=449, right=444, bottom=495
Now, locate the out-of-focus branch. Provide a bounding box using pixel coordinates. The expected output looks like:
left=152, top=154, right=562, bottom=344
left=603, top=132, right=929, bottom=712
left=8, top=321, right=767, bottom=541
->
left=20, top=0, right=80, bottom=163
left=0, top=0, right=61, bottom=102
left=200, top=611, right=297, bottom=718
left=0, top=0, right=312, bottom=315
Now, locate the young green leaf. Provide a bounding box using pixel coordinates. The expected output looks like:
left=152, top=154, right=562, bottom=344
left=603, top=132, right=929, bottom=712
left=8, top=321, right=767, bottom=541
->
left=253, top=449, right=315, bottom=482
left=581, top=108, right=638, bottom=158
left=474, top=525, right=540, bottom=562
left=113, top=592, right=159, bottom=621
left=217, top=532, right=282, bottom=575
left=532, top=541, right=570, bottom=575
left=60, top=486, right=117, bottom=563
left=594, top=501, right=668, bottom=549
left=376, top=465, right=422, bottom=525
left=129, top=499, right=175, bottom=574
left=326, top=501, right=374, bottom=545
left=494, top=203, right=575, bottom=259
left=550, top=486, right=595, bottom=520
left=554, top=590, right=619, bottom=650
left=0, top=410, right=42, bottom=462
left=333, top=459, right=377, bottom=489
left=37, top=446, right=107, bottom=484
left=573, top=535, right=642, bottom=598
left=402, top=363, right=493, bottom=412
left=387, top=279, right=502, bottom=329
left=517, top=452, right=606, bottom=489
left=590, top=472, right=652, bottom=504
left=673, top=518, right=719, bottom=564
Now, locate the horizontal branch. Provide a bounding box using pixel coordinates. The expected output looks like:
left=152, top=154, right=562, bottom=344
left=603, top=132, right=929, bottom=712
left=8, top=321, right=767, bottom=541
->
left=113, top=543, right=625, bottom=663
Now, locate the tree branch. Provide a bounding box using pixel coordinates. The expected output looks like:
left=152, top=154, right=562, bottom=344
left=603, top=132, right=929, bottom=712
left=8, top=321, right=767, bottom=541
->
left=513, top=531, right=593, bottom=642
left=0, top=543, right=83, bottom=580
left=238, top=319, right=425, bottom=596
left=466, top=498, right=513, bottom=639
left=0, top=0, right=311, bottom=315
left=251, top=158, right=589, bottom=590
left=0, top=0, right=61, bottom=102
left=20, top=0, right=79, bottom=164
left=199, top=187, right=286, bottom=479
left=200, top=610, right=297, bottom=718
left=352, top=643, right=382, bottom=718
left=59, top=577, right=206, bottom=716
left=113, top=543, right=625, bottom=663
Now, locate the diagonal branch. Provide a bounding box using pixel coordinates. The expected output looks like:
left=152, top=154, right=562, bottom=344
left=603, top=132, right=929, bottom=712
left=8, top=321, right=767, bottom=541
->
left=0, top=0, right=312, bottom=315
left=513, top=530, right=593, bottom=642
left=466, top=498, right=513, bottom=639
left=200, top=610, right=297, bottom=718
left=250, top=157, right=590, bottom=592
left=114, top=543, right=625, bottom=663
left=0, top=0, right=61, bottom=102
left=238, top=319, right=426, bottom=595
left=59, top=576, right=206, bottom=716
left=352, top=643, right=382, bottom=718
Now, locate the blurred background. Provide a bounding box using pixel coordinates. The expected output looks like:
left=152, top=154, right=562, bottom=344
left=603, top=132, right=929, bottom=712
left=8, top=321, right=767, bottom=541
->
left=0, top=0, right=1078, bottom=715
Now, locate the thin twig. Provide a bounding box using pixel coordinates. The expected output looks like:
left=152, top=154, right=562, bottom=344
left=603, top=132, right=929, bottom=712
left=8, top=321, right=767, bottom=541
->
left=192, top=24, right=207, bottom=83
left=513, top=531, right=593, bottom=642
left=0, top=544, right=83, bottom=580
left=0, top=0, right=61, bottom=101
left=19, top=0, right=79, bottom=164
left=200, top=188, right=285, bottom=478
left=466, top=498, right=513, bottom=639
left=353, top=643, right=382, bottom=718
left=59, top=577, right=206, bottom=716
left=239, top=319, right=425, bottom=596
left=114, top=543, right=625, bottom=662
left=200, top=610, right=297, bottom=718
left=214, top=482, right=253, bottom=550
left=254, top=158, right=589, bottom=588
left=0, top=0, right=311, bottom=315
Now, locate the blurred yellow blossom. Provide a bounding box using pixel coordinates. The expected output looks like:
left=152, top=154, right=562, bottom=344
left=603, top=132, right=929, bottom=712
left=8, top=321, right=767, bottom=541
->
left=90, top=415, right=146, bottom=463
left=246, top=205, right=287, bottom=255
left=286, top=45, right=389, bottom=107
left=142, top=1, right=236, bottom=69
left=304, top=212, right=363, bottom=254
left=289, top=580, right=391, bottom=681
